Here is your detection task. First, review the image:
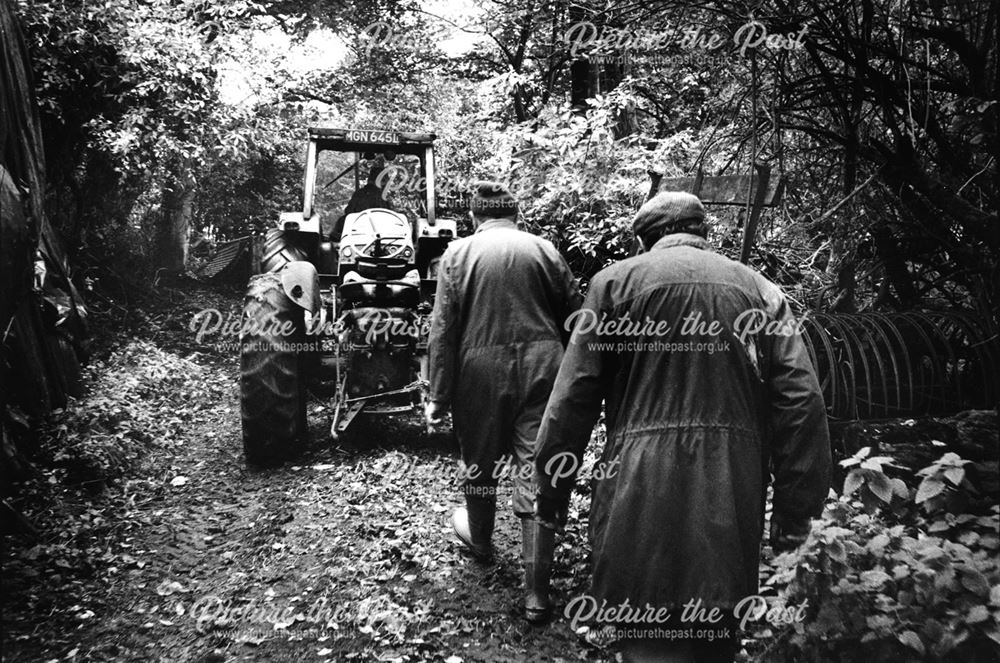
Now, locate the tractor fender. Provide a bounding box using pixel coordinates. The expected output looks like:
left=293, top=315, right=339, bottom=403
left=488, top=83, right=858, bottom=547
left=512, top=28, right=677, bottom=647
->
left=280, top=261, right=320, bottom=313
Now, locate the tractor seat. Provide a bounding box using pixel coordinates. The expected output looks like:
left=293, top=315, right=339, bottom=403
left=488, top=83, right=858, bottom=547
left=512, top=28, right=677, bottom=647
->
left=352, top=256, right=412, bottom=281
left=340, top=265, right=420, bottom=308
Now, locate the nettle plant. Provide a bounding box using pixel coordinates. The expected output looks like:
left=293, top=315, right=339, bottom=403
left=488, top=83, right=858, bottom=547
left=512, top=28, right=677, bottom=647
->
left=762, top=447, right=1000, bottom=662
left=840, top=447, right=910, bottom=514
left=915, top=452, right=979, bottom=515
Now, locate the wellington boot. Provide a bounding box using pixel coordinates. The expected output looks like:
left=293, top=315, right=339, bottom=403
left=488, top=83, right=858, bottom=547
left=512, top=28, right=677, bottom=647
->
left=451, top=495, right=495, bottom=561
left=522, top=518, right=555, bottom=623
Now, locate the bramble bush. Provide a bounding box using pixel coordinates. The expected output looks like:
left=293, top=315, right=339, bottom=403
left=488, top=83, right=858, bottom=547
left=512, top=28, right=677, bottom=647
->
left=762, top=446, right=1000, bottom=662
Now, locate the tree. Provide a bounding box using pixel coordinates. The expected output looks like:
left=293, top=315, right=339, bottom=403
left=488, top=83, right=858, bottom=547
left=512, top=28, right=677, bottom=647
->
left=17, top=0, right=277, bottom=273
left=87, top=0, right=272, bottom=274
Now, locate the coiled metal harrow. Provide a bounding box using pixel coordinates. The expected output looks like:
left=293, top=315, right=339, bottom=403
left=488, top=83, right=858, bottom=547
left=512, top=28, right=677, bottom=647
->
left=801, top=312, right=999, bottom=421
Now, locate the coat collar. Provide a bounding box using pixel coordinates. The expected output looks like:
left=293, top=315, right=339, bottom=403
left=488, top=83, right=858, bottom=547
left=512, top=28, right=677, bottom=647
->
left=650, top=232, right=712, bottom=252
left=474, top=218, right=518, bottom=233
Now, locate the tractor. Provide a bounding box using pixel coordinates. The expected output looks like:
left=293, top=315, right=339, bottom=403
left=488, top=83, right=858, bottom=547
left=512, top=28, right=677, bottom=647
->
left=239, top=127, right=457, bottom=465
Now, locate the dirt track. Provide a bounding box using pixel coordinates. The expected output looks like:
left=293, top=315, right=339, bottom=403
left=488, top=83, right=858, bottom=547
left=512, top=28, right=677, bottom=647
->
left=1, top=285, right=601, bottom=663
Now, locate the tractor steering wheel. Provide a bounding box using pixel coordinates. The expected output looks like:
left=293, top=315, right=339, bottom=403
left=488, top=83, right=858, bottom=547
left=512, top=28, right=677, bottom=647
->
left=360, top=237, right=408, bottom=259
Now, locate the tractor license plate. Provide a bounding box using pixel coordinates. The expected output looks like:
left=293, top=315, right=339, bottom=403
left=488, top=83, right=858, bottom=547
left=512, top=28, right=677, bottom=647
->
left=346, top=129, right=398, bottom=144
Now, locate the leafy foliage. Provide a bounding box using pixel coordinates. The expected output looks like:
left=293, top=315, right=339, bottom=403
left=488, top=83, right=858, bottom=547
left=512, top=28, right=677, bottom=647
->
left=16, top=0, right=997, bottom=311
left=508, top=98, right=647, bottom=276
left=764, top=447, right=1000, bottom=661
left=38, top=339, right=229, bottom=489
left=16, top=0, right=288, bottom=270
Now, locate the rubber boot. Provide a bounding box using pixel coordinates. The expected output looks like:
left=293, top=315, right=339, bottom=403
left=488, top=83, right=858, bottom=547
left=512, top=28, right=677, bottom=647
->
left=522, top=517, right=555, bottom=623
left=451, top=495, right=496, bottom=561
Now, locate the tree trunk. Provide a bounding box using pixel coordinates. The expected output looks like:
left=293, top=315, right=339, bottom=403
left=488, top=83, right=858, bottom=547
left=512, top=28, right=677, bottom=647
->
left=157, top=167, right=194, bottom=274
left=828, top=133, right=860, bottom=313
left=568, top=2, right=589, bottom=115
left=871, top=225, right=917, bottom=307
left=601, top=53, right=636, bottom=137
left=826, top=240, right=857, bottom=313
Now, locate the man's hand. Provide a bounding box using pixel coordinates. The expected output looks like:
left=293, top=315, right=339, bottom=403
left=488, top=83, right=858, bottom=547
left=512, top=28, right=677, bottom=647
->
left=769, top=513, right=811, bottom=554
left=425, top=400, right=449, bottom=427
left=534, top=494, right=568, bottom=533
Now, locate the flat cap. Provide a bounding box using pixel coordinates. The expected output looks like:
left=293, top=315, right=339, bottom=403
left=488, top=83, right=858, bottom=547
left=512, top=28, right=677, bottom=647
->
left=470, top=180, right=518, bottom=218
left=632, top=191, right=706, bottom=238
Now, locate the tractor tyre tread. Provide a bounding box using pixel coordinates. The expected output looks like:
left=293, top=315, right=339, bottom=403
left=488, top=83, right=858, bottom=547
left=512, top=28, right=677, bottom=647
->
left=260, top=228, right=308, bottom=273
left=240, top=272, right=307, bottom=465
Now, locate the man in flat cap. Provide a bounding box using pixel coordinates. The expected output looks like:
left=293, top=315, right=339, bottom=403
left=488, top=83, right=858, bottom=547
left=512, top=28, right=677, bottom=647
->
left=534, top=191, right=831, bottom=661
left=426, top=181, right=581, bottom=622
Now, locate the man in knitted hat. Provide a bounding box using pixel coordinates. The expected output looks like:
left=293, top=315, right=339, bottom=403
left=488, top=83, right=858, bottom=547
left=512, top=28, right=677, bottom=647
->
left=426, top=180, right=581, bottom=623
left=534, top=191, right=831, bottom=661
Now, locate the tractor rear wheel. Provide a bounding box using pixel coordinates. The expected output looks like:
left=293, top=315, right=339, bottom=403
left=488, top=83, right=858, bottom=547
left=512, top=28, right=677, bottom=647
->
left=260, top=228, right=308, bottom=273
left=240, top=272, right=308, bottom=465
